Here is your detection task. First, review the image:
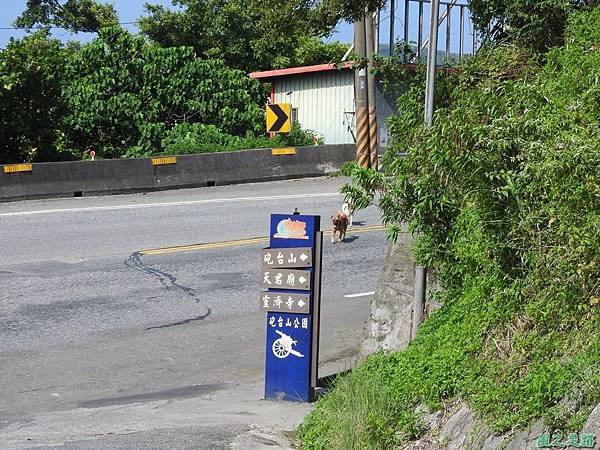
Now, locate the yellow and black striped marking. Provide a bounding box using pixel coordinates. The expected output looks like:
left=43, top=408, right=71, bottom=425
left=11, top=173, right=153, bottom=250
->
left=368, top=107, right=379, bottom=171
left=355, top=106, right=371, bottom=169
left=151, top=156, right=177, bottom=166
left=3, top=163, right=33, bottom=174
left=271, top=148, right=296, bottom=156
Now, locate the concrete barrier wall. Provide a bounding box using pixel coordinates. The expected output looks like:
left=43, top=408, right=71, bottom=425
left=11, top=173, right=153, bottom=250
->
left=0, top=144, right=355, bottom=202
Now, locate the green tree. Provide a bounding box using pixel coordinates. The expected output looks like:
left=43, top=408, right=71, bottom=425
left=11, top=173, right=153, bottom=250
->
left=470, top=0, right=598, bottom=53
left=273, top=37, right=349, bottom=69
left=0, top=31, right=68, bottom=163
left=139, top=0, right=382, bottom=72
left=61, top=28, right=267, bottom=158
left=138, top=0, right=332, bottom=72
left=14, top=0, right=119, bottom=33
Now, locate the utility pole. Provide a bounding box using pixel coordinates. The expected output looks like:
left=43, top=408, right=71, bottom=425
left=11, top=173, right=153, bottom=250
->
left=354, top=17, right=370, bottom=169
left=412, top=0, right=440, bottom=340
left=365, top=9, right=378, bottom=171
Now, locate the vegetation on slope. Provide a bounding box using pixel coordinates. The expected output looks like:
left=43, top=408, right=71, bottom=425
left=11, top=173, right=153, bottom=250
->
left=299, top=5, right=600, bottom=449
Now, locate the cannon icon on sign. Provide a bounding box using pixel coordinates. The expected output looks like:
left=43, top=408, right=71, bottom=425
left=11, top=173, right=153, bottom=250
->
left=272, top=330, right=305, bottom=359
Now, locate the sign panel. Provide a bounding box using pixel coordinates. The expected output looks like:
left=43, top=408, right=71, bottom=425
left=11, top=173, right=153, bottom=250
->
left=265, top=312, right=312, bottom=402
left=263, top=213, right=321, bottom=403
left=261, top=268, right=311, bottom=290
left=269, top=214, right=317, bottom=249
left=262, top=269, right=311, bottom=291
left=261, top=248, right=312, bottom=268
left=266, top=103, right=292, bottom=133
left=260, top=291, right=311, bottom=314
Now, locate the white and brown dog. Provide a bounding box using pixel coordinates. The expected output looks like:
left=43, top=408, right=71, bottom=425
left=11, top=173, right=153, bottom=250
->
left=331, top=211, right=349, bottom=243
left=342, top=201, right=355, bottom=226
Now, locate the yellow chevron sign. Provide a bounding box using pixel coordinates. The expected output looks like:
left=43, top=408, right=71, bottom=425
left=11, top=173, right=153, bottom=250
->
left=266, top=103, right=291, bottom=133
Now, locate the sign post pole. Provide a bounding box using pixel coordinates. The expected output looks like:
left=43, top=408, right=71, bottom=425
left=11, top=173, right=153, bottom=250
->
left=261, top=214, right=321, bottom=402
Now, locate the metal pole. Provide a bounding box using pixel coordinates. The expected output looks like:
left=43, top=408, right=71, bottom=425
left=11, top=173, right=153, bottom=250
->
left=390, top=0, right=396, bottom=56
left=413, top=0, right=440, bottom=338
left=354, top=17, right=370, bottom=168
left=310, top=231, right=323, bottom=398
left=366, top=10, right=379, bottom=171
left=459, top=6, right=464, bottom=60
left=376, top=8, right=381, bottom=54
left=424, top=0, right=440, bottom=128
left=445, top=4, right=451, bottom=62
left=417, top=1, right=424, bottom=59
left=403, top=0, right=409, bottom=45
left=412, top=266, right=426, bottom=340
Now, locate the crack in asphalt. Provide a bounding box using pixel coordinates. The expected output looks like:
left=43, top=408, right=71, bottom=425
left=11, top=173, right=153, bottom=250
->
left=144, top=312, right=211, bottom=330
left=124, top=252, right=211, bottom=329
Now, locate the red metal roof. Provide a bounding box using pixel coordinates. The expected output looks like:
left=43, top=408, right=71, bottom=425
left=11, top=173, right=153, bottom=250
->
left=249, top=62, right=454, bottom=80
left=249, top=62, right=353, bottom=80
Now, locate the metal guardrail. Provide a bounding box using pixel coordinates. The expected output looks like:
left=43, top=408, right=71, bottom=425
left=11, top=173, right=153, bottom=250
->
left=379, top=0, right=496, bottom=64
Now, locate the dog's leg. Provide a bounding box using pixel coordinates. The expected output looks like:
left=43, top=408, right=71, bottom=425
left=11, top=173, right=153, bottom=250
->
left=331, top=227, right=336, bottom=243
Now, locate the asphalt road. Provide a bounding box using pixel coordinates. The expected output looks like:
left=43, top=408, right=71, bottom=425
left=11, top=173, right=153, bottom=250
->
left=0, top=176, right=389, bottom=448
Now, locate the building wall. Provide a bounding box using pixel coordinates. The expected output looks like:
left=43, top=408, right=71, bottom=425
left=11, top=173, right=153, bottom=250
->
left=273, top=70, right=355, bottom=145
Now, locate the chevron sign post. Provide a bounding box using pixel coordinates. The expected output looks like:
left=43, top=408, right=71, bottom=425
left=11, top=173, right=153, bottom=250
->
left=261, top=214, right=323, bottom=402
left=266, top=103, right=292, bottom=133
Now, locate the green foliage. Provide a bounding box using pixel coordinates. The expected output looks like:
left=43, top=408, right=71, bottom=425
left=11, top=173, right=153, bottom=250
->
left=139, top=0, right=344, bottom=72
left=158, top=121, right=321, bottom=156
left=272, top=37, right=349, bottom=70
left=61, top=28, right=266, bottom=159
left=14, top=0, right=119, bottom=33
left=300, top=6, right=600, bottom=449
left=0, top=31, right=68, bottom=163
left=139, top=0, right=387, bottom=71
left=0, top=26, right=324, bottom=163
left=469, top=0, right=597, bottom=53
left=314, top=0, right=386, bottom=23
left=299, top=369, right=420, bottom=450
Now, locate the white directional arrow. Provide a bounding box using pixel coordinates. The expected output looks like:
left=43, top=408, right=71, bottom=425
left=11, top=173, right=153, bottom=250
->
left=298, top=276, right=307, bottom=284
left=297, top=299, right=306, bottom=308
left=300, top=253, right=309, bottom=262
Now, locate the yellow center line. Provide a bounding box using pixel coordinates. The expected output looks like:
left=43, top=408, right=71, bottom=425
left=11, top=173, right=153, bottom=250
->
left=140, top=224, right=387, bottom=256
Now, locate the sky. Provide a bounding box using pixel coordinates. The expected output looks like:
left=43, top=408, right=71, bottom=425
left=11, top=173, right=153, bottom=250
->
left=0, top=1, right=476, bottom=55
left=0, top=0, right=354, bottom=49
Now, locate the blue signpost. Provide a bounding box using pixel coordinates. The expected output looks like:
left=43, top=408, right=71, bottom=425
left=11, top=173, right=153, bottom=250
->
left=261, top=214, right=322, bottom=402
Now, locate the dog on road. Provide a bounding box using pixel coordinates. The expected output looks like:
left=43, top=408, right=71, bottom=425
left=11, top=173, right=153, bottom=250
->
left=342, top=201, right=355, bottom=226
left=331, top=211, right=349, bottom=243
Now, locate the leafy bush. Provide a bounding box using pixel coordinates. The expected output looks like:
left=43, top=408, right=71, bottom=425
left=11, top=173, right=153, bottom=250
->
left=0, top=31, right=69, bottom=163
left=300, top=6, right=600, bottom=449
left=0, top=26, right=326, bottom=163
left=158, top=121, right=321, bottom=156
left=61, top=27, right=267, bottom=159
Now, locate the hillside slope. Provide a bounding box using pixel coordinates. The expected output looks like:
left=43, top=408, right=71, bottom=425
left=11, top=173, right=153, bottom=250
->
left=299, top=6, right=600, bottom=450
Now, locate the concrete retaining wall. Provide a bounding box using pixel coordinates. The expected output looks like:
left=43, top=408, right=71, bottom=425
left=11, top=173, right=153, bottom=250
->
left=360, top=230, right=440, bottom=358
left=0, top=144, right=354, bottom=202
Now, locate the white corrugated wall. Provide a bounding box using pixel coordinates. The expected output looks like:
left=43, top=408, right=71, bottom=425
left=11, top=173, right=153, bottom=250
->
left=273, top=70, right=355, bottom=145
